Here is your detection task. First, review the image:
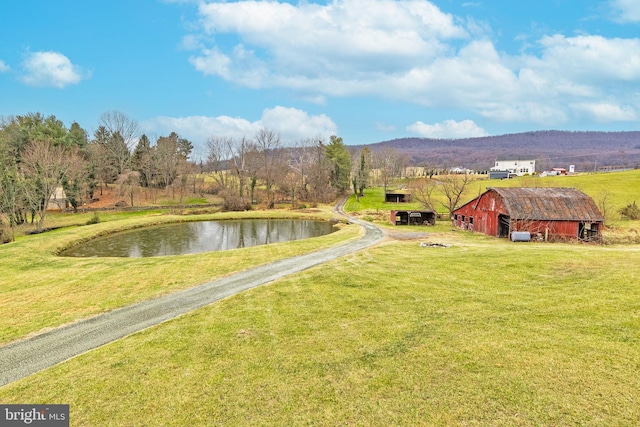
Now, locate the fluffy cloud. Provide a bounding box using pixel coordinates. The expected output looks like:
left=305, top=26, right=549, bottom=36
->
left=189, top=0, right=467, bottom=89
left=21, top=51, right=86, bottom=88
left=0, top=60, right=9, bottom=73
left=407, top=119, right=488, bottom=138
left=570, top=102, right=637, bottom=122
left=533, top=35, right=640, bottom=83
left=183, top=0, right=640, bottom=127
left=260, top=106, right=337, bottom=140
left=142, top=107, right=338, bottom=154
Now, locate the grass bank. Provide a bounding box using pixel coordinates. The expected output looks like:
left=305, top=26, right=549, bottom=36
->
left=0, top=208, right=360, bottom=344
left=1, top=233, right=639, bottom=425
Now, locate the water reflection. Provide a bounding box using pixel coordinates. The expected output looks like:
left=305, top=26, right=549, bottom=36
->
left=60, top=219, right=335, bottom=258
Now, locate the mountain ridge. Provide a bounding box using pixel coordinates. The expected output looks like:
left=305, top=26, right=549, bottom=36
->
left=353, top=130, right=640, bottom=171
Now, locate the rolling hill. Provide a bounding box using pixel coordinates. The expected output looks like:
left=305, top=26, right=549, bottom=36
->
left=356, top=130, right=640, bottom=172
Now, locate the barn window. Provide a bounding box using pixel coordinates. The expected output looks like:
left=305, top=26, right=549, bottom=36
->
left=469, top=217, right=474, bottom=224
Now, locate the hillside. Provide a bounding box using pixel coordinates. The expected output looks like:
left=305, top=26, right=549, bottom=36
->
left=356, top=130, right=640, bottom=172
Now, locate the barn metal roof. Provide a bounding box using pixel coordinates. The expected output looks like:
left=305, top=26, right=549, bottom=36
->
left=489, top=187, right=604, bottom=221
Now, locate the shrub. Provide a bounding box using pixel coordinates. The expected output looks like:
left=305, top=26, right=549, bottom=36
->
left=86, top=212, right=101, bottom=225
left=619, top=201, right=640, bottom=220
left=221, top=193, right=251, bottom=212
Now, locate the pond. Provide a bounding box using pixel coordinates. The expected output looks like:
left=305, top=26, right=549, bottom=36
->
left=60, top=219, right=336, bottom=258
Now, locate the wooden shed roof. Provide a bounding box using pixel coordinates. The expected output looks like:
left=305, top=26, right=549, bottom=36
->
left=488, top=187, right=604, bottom=222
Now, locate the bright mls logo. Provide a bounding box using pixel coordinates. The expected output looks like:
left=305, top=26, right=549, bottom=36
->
left=0, top=405, right=69, bottom=426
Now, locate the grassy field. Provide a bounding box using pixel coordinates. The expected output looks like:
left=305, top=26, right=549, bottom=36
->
left=1, top=231, right=639, bottom=425
left=0, top=208, right=360, bottom=344
left=350, top=169, right=640, bottom=215
left=1, top=173, right=640, bottom=425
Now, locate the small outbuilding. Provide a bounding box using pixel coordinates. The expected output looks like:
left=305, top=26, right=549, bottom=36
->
left=385, top=190, right=412, bottom=203
left=47, top=186, right=69, bottom=211
left=452, top=187, right=604, bottom=242
left=391, top=210, right=436, bottom=226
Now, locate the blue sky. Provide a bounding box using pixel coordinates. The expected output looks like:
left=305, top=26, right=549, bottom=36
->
left=1, top=0, right=639, bottom=155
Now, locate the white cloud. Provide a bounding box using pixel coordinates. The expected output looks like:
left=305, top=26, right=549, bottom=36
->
left=182, top=1, right=640, bottom=127
left=610, top=0, right=640, bottom=23
left=190, top=0, right=467, bottom=87
left=0, top=60, right=9, bottom=73
left=407, top=119, right=488, bottom=138
left=142, top=115, right=256, bottom=147
left=21, top=51, right=86, bottom=88
left=570, top=102, right=637, bottom=122
left=533, top=35, right=640, bottom=83
left=189, top=47, right=232, bottom=78
left=260, top=106, right=337, bottom=141
left=142, top=107, right=338, bottom=154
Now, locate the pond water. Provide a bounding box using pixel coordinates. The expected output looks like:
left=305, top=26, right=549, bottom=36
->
left=60, top=219, right=336, bottom=258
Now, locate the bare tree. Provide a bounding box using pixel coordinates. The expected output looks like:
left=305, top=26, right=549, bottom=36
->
left=305, top=138, right=333, bottom=203
left=20, top=140, right=84, bottom=231
left=116, top=170, right=141, bottom=207
left=438, top=172, right=475, bottom=217
left=410, top=178, right=438, bottom=212
left=279, top=170, right=302, bottom=206
left=206, top=136, right=232, bottom=192
left=98, top=111, right=139, bottom=175
left=374, top=147, right=403, bottom=193
left=595, top=190, right=613, bottom=222
left=255, top=129, right=282, bottom=208
left=288, top=138, right=321, bottom=202
left=155, top=133, right=181, bottom=191
left=227, top=137, right=257, bottom=200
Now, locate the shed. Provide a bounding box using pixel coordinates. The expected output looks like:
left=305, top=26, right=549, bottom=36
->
left=391, top=210, right=436, bottom=226
left=488, top=170, right=512, bottom=180
left=47, top=186, right=69, bottom=211
left=452, top=187, right=604, bottom=242
left=385, top=190, right=412, bottom=203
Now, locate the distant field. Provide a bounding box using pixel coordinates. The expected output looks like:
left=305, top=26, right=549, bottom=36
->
left=349, top=169, right=640, bottom=215
left=475, top=169, right=640, bottom=215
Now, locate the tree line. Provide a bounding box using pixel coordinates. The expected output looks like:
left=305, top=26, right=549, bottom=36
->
left=0, top=111, right=198, bottom=242
left=2, top=111, right=410, bottom=243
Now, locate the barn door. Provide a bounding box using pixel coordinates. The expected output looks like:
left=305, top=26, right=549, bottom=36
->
left=498, top=214, right=510, bottom=238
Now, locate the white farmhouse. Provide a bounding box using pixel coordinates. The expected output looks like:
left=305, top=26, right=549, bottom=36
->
left=490, top=159, right=536, bottom=176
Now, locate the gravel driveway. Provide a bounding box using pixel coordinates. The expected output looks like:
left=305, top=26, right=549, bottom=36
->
left=0, top=202, right=385, bottom=387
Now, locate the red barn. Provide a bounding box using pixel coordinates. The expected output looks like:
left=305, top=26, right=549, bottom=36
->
left=452, top=187, right=604, bottom=242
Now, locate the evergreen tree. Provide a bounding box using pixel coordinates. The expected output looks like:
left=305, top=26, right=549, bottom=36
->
left=325, top=135, right=351, bottom=194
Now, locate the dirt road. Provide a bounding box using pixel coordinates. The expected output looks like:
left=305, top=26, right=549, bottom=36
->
left=0, top=202, right=385, bottom=387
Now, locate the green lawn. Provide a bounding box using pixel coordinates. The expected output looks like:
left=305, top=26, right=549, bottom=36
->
left=347, top=169, right=640, bottom=216
left=1, top=233, right=639, bottom=425
left=1, top=176, right=640, bottom=425
left=0, top=208, right=360, bottom=344
left=475, top=169, right=640, bottom=218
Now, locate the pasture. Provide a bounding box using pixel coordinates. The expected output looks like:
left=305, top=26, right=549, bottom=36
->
left=0, top=170, right=639, bottom=425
